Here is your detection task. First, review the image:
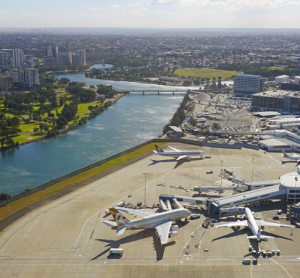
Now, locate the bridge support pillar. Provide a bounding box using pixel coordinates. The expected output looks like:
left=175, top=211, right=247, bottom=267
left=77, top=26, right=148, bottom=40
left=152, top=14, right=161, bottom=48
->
left=173, top=91, right=174, bottom=95
left=143, top=91, right=144, bottom=95
left=158, top=91, right=159, bottom=95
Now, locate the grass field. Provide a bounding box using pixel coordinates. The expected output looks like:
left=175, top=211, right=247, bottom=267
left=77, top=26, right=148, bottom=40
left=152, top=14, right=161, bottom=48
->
left=0, top=142, right=165, bottom=223
left=174, top=68, right=237, bottom=79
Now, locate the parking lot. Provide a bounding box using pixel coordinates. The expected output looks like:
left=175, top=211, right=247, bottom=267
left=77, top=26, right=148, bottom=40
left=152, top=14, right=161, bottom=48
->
left=0, top=144, right=299, bottom=277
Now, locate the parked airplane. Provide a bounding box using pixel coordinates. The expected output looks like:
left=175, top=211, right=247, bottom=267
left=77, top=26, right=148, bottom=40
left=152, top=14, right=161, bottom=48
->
left=102, top=207, right=191, bottom=245
left=153, top=144, right=205, bottom=161
left=282, top=150, right=300, bottom=165
left=215, top=207, right=294, bottom=240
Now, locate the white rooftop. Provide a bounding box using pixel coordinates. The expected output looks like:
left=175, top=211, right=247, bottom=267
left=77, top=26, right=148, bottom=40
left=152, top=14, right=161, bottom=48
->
left=280, top=167, right=300, bottom=189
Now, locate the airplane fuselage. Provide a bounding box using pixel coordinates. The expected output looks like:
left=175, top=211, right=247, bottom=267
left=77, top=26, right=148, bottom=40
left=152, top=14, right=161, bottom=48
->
left=244, top=207, right=259, bottom=236
left=155, top=151, right=205, bottom=158
left=124, top=208, right=191, bottom=230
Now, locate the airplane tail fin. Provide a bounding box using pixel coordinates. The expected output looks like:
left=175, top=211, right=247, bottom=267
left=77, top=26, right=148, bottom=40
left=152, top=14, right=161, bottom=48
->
left=282, top=150, right=288, bottom=158
left=155, top=144, right=163, bottom=153
left=109, top=207, right=129, bottom=226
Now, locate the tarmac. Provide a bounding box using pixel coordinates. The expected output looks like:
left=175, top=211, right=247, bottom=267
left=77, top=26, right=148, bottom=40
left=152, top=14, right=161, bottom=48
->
left=0, top=143, right=299, bottom=277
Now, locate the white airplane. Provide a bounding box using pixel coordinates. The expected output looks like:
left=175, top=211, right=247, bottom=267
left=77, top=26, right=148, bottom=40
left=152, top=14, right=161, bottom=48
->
left=215, top=207, right=294, bottom=240
left=282, top=150, right=300, bottom=164
left=102, top=207, right=191, bottom=245
left=153, top=144, right=205, bottom=161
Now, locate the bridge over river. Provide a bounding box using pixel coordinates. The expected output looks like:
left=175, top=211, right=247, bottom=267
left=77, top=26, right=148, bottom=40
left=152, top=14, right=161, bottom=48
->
left=115, top=88, right=224, bottom=95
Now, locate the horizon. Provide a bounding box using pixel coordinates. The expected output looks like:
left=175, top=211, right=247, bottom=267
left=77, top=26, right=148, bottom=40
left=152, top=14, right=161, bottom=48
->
left=0, top=0, right=300, bottom=29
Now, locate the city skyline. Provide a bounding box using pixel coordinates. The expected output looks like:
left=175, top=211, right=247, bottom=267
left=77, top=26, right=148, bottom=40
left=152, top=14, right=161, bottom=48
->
left=0, top=0, right=300, bottom=29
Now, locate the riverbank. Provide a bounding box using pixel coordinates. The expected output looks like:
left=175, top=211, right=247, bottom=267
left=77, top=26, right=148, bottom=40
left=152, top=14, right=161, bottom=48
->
left=0, top=93, right=125, bottom=152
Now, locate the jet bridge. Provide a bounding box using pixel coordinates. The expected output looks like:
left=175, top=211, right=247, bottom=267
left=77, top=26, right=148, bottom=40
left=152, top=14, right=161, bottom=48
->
left=159, top=194, right=207, bottom=206
left=208, top=185, right=286, bottom=214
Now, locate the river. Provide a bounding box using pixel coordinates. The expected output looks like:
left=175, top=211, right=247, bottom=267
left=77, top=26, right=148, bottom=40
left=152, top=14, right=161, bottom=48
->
left=0, top=64, right=233, bottom=196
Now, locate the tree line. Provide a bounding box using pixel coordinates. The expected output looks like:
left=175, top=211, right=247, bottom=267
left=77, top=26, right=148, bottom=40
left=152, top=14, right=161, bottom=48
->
left=163, top=92, right=190, bottom=134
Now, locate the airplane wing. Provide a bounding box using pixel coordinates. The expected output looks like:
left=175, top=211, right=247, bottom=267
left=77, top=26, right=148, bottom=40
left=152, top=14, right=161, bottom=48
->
left=116, top=225, right=126, bottom=236
left=168, top=146, right=181, bottom=152
left=256, top=220, right=294, bottom=228
left=176, top=155, right=188, bottom=161
left=154, top=221, right=172, bottom=245
left=115, top=207, right=154, bottom=218
left=215, top=220, right=247, bottom=228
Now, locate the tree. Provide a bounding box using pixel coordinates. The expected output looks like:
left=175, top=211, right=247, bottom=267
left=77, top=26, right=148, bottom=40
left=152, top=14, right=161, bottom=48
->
left=0, top=193, right=11, bottom=201
left=60, top=78, right=70, bottom=85
left=212, top=123, right=220, bottom=132
left=33, top=127, right=39, bottom=133
left=189, top=118, right=197, bottom=126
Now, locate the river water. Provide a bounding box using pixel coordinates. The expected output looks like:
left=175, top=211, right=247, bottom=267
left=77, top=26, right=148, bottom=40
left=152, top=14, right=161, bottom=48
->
left=0, top=64, right=233, bottom=196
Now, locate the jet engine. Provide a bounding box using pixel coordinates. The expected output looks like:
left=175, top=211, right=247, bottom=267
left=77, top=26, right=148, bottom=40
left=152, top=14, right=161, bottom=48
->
left=169, top=231, right=178, bottom=238
left=171, top=225, right=179, bottom=231
left=187, top=156, right=192, bottom=160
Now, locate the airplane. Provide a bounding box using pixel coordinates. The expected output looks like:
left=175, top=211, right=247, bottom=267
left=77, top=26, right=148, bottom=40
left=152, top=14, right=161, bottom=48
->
left=282, top=150, right=300, bottom=165
left=102, top=207, right=191, bottom=245
left=153, top=144, right=205, bottom=161
left=215, top=207, right=294, bottom=240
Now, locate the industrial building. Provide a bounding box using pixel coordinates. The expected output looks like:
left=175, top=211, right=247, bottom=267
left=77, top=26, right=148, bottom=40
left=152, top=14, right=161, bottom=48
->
left=233, top=74, right=265, bottom=97
left=251, top=90, right=300, bottom=113
left=166, top=126, right=183, bottom=138
left=275, top=75, right=289, bottom=85
left=258, top=129, right=300, bottom=151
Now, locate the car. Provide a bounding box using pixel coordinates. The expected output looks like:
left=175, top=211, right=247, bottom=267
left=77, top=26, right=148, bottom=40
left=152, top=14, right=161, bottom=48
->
left=206, top=170, right=213, bottom=174
left=190, top=214, right=201, bottom=219
left=205, top=155, right=211, bottom=158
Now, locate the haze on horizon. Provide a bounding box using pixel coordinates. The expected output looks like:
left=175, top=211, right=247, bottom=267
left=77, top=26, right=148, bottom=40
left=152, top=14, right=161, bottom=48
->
left=0, top=0, right=300, bottom=30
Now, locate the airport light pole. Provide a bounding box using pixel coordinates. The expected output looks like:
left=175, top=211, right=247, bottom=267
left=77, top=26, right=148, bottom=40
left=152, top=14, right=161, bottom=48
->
left=143, top=173, right=148, bottom=207
left=221, top=160, right=223, bottom=187
left=252, top=158, right=255, bottom=182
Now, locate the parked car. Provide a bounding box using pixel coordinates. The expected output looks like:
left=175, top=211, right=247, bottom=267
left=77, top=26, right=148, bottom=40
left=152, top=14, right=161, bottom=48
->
left=206, top=170, right=213, bottom=174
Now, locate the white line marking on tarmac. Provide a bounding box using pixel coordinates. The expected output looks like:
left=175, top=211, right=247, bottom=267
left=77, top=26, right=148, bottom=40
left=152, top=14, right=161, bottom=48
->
left=269, top=258, right=292, bottom=278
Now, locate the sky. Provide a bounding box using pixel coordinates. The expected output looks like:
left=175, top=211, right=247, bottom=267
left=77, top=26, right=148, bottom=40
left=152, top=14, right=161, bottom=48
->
left=0, top=0, right=300, bottom=29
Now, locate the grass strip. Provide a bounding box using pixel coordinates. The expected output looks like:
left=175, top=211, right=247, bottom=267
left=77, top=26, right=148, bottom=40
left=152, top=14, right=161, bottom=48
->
left=0, top=142, right=165, bottom=223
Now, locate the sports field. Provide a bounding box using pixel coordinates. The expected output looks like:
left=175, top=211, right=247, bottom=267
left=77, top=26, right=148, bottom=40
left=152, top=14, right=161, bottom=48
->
left=174, top=68, right=237, bottom=79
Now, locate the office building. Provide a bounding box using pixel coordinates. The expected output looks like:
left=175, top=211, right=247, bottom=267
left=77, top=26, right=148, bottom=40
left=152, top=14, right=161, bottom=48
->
left=251, top=90, right=300, bottom=113
left=58, top=53, right=72, bottom=66
left=75, top=49, right=86, bottom=65
left=12, top=49, right=24, bottom=68
left=42, top=56, right=56, bottom=66
left=0, top=75, right=13, bottom=91
left=6, top=69, right=24, bottom=84
left=281, top=81, right=300, bottom=91
left=23, top=68, right=39, bottom=89
left=234, top=74, right=265, bottom=97
left=0, top=51, right=12, bottom=70
left=46, top=46, right=58, bottom=64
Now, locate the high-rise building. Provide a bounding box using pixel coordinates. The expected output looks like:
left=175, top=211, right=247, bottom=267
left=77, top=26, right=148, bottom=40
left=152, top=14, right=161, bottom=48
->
left=76, top=49, right=86, bottom=65
left=12, top=49, right=24, bottom=68
left=58, top=53, right=72, bottom=66
left=233, top=74, right=265, bottom=97
left=0, top=51, right=12, bottom=70
left=46, top=46, right=58, bottom=64
left=42, top=56, right=56, bottom=66
left=0, top=75, right=13, bottom=91
left=23, top=68, right=39, bottom=89
left=6, top=69, right=24, bottom=84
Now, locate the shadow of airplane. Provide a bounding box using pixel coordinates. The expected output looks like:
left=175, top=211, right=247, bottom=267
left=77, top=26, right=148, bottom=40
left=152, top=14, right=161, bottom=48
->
left=93, top=229, right=176, bottom=261
left=212, top=226, right=293, bottom=242
left=281, top=160, right=298, bottom=166
left=148, top=157, right=203, bottom=169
